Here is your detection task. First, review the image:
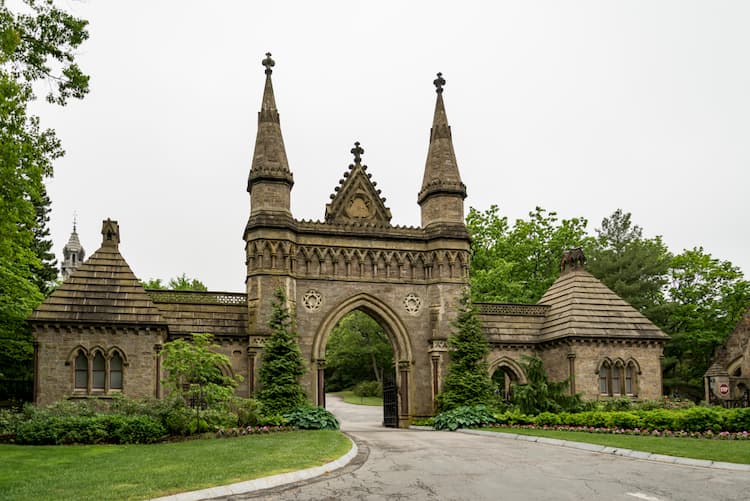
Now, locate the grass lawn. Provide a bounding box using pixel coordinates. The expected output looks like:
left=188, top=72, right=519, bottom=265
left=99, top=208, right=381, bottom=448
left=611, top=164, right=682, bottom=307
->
left=331, top=390, right=383, bottom=407
left=0, top=430, right=350, bottom=501
left=483, top=427, right=750, bottom=464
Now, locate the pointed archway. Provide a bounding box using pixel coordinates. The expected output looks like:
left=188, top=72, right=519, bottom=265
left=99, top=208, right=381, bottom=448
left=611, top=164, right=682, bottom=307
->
left=312, top=293, right=414, bottom=427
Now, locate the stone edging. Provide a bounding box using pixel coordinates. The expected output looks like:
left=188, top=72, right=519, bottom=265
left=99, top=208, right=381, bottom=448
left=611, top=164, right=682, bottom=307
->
left=427, top=427, right=750, bottom=472
left=151, top=435, right=359, bottom=501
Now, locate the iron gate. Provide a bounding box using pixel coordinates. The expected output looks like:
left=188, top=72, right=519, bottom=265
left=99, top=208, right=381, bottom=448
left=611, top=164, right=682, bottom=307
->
left=383, top=379, right=398, bottom=428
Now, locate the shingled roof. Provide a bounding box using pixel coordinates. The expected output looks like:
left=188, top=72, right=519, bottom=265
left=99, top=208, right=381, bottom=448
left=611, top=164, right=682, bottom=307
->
left=29, top=219, right=166, bottom=327
left=537, top=249, right=668, bottom=342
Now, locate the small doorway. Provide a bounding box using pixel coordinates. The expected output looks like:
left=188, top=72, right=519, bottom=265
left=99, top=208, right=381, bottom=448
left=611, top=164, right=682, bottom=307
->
left=492, top=366, right=519, bottom=402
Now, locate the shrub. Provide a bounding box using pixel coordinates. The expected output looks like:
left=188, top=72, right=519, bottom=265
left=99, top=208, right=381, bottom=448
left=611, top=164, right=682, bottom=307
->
left=600, top=398, right=633, bottom=412
left=433, top=405, right=497, bottom=431
left=533, top=412, right=561, bottom=426
left=228, top=397, right=261, bottom=427
left=604, top=411, right=642, bottom=429
left=283, top=406, right=339, bottom=430
left=284, top=406, right=339, bottom=430
left=725, top=408, right=750, bottom=432
left=494, top=409, right=533, bottom=426
left=353, top=381, right=383, bottom=398
left=16, top=415, right=109, bottom=445
left=0, top=409, right=23, bottom=436
left=671, top=407, right=724, bottom=432
left=108, top=415, right=166, bottom=444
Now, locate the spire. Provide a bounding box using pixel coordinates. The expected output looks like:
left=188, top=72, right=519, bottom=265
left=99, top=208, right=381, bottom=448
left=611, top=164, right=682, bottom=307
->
left=61, top=216, right=86, bottom=280
left=418, top=72, right=467, bottom=228
left=247, top=52, right=293, bottom=199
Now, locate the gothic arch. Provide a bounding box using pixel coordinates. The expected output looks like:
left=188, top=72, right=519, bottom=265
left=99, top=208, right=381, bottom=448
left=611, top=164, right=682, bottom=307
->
left=311, top=293, right=413, bottom=363
left=488, top=356, right=527, bottom=385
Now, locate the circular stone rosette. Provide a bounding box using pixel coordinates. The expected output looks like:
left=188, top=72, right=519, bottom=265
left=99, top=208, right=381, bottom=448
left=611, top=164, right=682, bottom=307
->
left=403, top=293, right=422, bottom=314
left=302, top=289, right=323, bottom=312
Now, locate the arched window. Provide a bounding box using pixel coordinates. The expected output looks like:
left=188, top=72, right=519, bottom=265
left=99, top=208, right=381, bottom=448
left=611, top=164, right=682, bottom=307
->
left=625, top=361, right=639, bottom=395
left=92, top=352, right=106, bottom=390
left=612, top=362, right=623, bottom=396
left=75, top=352, right=88, bottom=389
left=599, top=361, right=611, bottom=395
left=110, top=352, right=123, bottom=390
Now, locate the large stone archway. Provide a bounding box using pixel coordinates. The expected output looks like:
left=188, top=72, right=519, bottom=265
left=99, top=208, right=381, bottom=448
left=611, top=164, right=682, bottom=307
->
left=242, top=56, right=470, bottom=425
left=310, top=293, right=413, bottom=424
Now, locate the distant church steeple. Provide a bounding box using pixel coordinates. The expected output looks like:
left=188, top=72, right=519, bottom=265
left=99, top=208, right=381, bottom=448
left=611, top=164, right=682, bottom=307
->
left=61, top=215, right=85, bottom=280
left=247, top=52, right=294, bottom=218
left=418, top=72, right=467, bottom=229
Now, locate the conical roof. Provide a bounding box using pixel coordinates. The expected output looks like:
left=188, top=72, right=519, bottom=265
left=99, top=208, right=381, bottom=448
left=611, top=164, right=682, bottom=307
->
left=418, top=72, right=466, bottom=205
left=63, top=224, right=83, bottom=253
left=247, top=52, right=293, bottom=191
left=30, top=219, right=165, bottom=326
left=538, top=251, right=668, bottom=342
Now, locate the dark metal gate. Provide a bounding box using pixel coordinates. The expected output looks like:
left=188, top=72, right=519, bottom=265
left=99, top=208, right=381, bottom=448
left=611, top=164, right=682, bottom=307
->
left=383, top=379, right=398, bottom=428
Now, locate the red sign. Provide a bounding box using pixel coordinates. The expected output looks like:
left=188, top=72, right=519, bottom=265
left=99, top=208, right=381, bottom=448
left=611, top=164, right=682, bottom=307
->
left=719, top=383, right=730, bottom=395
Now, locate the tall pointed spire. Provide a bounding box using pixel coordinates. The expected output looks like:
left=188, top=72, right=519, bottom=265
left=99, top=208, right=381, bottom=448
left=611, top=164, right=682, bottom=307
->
left=247, top=52, right=294, bottom=217
left=61, top=216, right=85, bottom=280
left=418, top=72, right=467, bottom=228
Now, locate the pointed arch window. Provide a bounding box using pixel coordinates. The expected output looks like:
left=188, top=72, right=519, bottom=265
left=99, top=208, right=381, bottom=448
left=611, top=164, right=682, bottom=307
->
left=75, top=352, right=88, bottom=389
left=110, top=352, right=123, bottom=390
left=92, top=352, right=106, bottom=390
left=599, top=361, right=611, bottom=395
left=625, top=361, right=639, bottom=396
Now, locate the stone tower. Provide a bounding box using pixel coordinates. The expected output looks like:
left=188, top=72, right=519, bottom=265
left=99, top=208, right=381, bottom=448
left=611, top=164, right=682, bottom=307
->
left=61, top=219, right=85, bottom=280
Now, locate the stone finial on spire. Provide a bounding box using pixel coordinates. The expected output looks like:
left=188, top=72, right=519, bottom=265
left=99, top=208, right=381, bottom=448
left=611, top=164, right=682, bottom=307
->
left=262, top=52, right=275, bottom=75
left=433, top=72, right=446, bottom=94
left=350, top=141, right=364, bottom=165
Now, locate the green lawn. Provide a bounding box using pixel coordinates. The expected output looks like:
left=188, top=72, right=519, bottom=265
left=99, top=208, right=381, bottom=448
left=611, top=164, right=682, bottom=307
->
left=331, top=390, right=383, bottom=407
left=0, top=430, right=351, bottom=501
left=483, top=427, right=750, bottom=464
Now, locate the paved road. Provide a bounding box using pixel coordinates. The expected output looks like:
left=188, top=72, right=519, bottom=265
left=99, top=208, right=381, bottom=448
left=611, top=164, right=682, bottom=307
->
left=230, top=397, right=750, bottom=501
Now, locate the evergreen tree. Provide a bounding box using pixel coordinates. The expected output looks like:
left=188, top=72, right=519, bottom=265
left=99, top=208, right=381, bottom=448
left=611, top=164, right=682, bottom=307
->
left=30, top=186, right=58, bottom=295
left=256, top=288, right=307, bottom=415
left=511, top=355, right=580, bottom=415
left=436, top=291, right=494, bottom=411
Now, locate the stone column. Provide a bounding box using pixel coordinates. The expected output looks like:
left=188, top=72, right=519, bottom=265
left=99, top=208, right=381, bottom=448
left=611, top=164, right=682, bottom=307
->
left=567, top=353, right=576, bottom=395
left=247, top=348, right=257, bottom=395
left=32, top=341, right=39, bottom=403
left=153, top=344, right=163, bottom=399
left=398, top=360, right=410, bottom=423
left=428, top=339, right=448, bottom=412
left=316, top=359, right=326, bottom=408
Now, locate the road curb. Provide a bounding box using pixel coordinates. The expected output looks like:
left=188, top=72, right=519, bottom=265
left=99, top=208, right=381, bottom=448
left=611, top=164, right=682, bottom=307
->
left=451, top=428, right=750, bottom=471
left=151, top=434, right=359, bottom=501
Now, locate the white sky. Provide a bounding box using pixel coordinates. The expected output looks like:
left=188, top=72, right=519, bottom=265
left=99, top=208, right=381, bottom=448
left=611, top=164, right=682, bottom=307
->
left=34, top=1, right=750, bottom=292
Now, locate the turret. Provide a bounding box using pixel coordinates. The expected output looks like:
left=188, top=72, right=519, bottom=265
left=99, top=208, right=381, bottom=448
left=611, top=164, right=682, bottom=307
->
left=247, top=53, right=294, bottom=218
left=418, top=72, right=467, bottom=229
left=61, top=218, right=85, bottom=280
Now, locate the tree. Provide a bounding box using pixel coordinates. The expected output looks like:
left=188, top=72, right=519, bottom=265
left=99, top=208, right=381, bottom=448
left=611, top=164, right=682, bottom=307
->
left=324, top=311, right=393, bottom=391
left=0, top=1, right=88, bottom=387
left=436, top=291, right=494, bottom=411
left=661, top=247, right=750, bottom=397
left=30, top=186, right=58, bottom=295
left=162, top=333, right=240, bottom=429
left=140, top=274, right=207, bottom=291
left=511, top=355, right=580, bottom=415
left=468, top=205, right=591, bottom=303
left=586, top=209, right=672, bottom=321
left=256, top=288, right=307, bottom=415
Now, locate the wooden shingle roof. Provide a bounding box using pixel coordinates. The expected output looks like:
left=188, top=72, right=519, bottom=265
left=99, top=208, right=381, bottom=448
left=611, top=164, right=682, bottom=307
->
left=29, top=219, right=166, bottom=327
left=538, top=267, right=668, bottom=342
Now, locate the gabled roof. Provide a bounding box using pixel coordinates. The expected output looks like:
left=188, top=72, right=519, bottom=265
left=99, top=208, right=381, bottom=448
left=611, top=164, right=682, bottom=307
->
left=30, top=219, right=165, bottom=326
left=538, top=263, right=668, bottom=342
left=325, top=142, right=392, bottom=225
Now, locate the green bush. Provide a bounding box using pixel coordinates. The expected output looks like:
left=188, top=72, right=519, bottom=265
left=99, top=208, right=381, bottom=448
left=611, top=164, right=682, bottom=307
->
left=494, top=409, right=534, bottom=426
left=433, top=405, right=497, bottom=431
left=353, top=381, right=383, bottom=398
left=670, top=407, right=724, bottom=432
left=600, top=398, right=633, bottom=412
left=228, top=397, right=261, bottom=427
left=0, top=409, right=23, bottom=436
left=604, top=411, right=642, bottom=429
left=257, top=413, right=287, bottom=427
left=110, top=415, right=166, bottom=444
left=283, top=406, right=339, bottom=430
left=16, top=415, right=109, bottom=445
left=533, top=412, right=561, bottom=426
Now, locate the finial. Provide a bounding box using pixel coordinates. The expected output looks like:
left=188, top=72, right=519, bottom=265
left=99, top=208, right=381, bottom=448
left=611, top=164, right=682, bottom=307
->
left=262, top=52, right=275, bottom=75
left=351, top=141, right=364, bottom=164
left=433, top=72, right=445, bottom=94
left=72, top=211, right=78, bottom=232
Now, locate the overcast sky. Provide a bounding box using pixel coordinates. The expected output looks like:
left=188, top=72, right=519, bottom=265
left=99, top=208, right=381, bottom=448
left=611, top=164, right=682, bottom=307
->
left=34, top=1, right=750, bottom=292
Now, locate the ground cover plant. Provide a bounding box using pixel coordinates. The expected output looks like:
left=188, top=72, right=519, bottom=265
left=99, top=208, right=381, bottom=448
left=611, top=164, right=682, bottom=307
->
left=0, top=430, right=351, bottom=501
left=482, top=426, right=750, bottom=464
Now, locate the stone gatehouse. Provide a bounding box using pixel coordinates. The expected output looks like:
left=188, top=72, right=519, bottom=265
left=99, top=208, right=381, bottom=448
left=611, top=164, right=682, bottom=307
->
left=29, top=55, right=668, bottom=424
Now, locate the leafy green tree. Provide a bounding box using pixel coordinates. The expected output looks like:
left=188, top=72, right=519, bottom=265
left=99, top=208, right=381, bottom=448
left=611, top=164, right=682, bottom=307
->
left=468, top=205, right=591, bottom=303
left=256, top=288, right=307, bottom=415
left=325, top=311, right=393, bottom=391
left=0, top=1, right=88, bottom=385
left=436, top=291, right=494, bottom=411
left=30, top=186, right=58, bottom=295
left=586, top=209, right=672, bottom=321
left=511, top=355, right=580, bottom=415
left=162, top=333, right=240, bottom=429
left=140, top=274, right=207, bottom=291
left=661, top=247, right=750, bottom=396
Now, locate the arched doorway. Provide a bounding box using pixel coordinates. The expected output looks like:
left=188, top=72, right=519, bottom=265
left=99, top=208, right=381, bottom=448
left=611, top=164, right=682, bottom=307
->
left=324, top=310, right=395, bottom=424
left=311, top=293, right=414, bottom=427
left=489, top=358, right=526, bottom=402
